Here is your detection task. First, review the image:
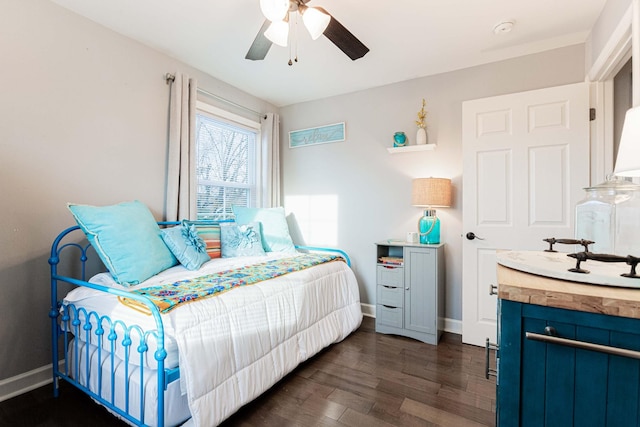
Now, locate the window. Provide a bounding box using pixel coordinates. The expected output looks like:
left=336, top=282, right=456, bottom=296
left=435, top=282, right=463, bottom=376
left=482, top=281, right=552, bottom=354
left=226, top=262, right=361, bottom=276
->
left=195, top=102, right=261, bottom=220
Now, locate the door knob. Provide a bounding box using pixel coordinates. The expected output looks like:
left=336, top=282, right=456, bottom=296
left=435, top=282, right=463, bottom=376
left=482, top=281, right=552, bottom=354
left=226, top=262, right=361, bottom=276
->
left=466, top=232, right=485, bottom=240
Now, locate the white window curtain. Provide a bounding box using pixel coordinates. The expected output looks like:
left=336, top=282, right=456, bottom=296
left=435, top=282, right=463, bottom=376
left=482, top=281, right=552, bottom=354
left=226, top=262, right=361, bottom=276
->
left=261, top=112, right=281, bottom=207
left=166, top=72, right=197, bottom=221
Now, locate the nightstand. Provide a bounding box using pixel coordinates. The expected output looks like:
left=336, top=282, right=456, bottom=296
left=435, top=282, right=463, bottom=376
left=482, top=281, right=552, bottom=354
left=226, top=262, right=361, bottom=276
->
left=375, top=241, right=445, bottom=345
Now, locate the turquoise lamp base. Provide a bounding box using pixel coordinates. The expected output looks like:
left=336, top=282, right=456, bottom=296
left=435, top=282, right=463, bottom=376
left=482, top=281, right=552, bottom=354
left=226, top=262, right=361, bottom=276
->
left=419, top=209, right=441, bottom=244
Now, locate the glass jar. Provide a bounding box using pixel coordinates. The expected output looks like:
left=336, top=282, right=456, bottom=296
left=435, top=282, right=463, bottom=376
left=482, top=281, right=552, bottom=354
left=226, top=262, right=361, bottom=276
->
left=419, top=209, right=441, bottom=244
left=575, top=177, right=640, bottom=255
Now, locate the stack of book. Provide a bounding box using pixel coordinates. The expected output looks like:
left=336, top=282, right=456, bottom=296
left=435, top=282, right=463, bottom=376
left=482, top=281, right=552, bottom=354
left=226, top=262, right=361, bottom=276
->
left=378, top=256, right=403, bottom=266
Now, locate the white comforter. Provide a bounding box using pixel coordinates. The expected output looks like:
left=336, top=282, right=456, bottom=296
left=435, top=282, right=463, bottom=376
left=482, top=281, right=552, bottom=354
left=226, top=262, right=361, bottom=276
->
left=63, top=252, right=362, bottom=426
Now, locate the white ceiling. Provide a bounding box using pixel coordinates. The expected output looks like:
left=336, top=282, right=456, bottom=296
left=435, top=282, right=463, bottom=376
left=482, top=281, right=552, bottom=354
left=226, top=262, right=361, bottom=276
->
left=50, top=0, right=607, bottom=107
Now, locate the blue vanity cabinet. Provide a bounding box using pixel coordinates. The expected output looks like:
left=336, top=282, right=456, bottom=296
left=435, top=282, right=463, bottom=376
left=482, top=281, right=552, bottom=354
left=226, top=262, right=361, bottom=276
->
left=498, top=299, right=640, bottom=427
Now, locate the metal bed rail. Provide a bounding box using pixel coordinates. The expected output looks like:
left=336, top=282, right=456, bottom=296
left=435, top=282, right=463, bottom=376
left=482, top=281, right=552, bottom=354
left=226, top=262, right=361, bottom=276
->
left=295, top=245, right=352, bottom=267
left=49, top=224, right=179, bottom=427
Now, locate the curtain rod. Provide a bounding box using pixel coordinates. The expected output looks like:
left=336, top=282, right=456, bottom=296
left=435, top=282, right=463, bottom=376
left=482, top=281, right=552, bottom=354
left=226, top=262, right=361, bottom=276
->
left=165, top=73, right=265, bottom=119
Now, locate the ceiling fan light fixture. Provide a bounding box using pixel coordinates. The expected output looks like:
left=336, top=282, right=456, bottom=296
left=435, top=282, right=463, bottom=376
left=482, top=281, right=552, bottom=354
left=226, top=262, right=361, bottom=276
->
left=246, top=0, right=369, bottom=62
left=259, top=0, right=290, bottom=22
left=300, top=5, right=330, bottom=40
left=264, top=19, right=289, bottom=47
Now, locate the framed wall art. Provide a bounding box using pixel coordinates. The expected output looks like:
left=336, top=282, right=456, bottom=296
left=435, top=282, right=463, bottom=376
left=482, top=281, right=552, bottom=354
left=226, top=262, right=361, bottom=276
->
left=289, top=122, right=345, bottom=148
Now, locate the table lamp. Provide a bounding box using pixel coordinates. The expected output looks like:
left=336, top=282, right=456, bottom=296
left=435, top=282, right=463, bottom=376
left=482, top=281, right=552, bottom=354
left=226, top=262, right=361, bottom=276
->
left=614, top=106, right=640, bottom=177
left=411, top=177, right=452, bottom=244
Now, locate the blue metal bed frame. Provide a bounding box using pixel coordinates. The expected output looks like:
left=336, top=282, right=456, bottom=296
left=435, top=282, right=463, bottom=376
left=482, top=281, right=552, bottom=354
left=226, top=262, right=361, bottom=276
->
left=49, top=222, right=351, bottom=427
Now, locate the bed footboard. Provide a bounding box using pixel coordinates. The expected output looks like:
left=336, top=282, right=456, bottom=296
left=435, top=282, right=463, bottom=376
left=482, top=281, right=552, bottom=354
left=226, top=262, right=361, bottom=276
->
left=49, top=225, right=181, bottom=427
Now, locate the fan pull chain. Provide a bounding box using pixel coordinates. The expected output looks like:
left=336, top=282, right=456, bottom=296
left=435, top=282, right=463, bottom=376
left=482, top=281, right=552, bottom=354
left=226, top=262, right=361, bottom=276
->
left=288, top=14, right=292, bottom=66
left=288, top=12, right=298, bottom=66
left=294, top=11, right=298, bottom=64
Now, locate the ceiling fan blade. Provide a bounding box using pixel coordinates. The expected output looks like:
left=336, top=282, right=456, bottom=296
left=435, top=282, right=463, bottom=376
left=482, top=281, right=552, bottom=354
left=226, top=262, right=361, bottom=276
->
left=245, top=19, right=273, bottom=61
left=317, top=7, right=369, bottom=61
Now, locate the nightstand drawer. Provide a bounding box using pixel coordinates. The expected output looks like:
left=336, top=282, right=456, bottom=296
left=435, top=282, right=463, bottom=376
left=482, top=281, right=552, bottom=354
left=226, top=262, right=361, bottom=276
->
left=377, top=284, right=404, bottom=307
left=376, top=304, right=403, bottom=328
left=376, top=265, right=403, bottom=287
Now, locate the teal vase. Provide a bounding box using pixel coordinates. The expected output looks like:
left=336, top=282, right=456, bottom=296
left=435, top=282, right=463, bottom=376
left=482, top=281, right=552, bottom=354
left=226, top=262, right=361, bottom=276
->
left=393, top=132, right=407, bottom=147
left=419, top=209, right=441, bottom=244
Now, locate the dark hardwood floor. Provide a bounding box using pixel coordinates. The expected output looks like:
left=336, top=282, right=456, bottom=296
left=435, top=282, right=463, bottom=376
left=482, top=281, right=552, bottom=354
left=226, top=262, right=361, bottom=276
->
left=0, top=317, right=496, bottom=426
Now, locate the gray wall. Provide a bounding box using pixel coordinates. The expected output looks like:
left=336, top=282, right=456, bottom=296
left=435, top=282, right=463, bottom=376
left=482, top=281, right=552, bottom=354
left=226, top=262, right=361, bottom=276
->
left=279, top=44, right=586, bottom=322
left=614, top=58, right=633, bottom=160
left=0, top=0, right=276, bottom=382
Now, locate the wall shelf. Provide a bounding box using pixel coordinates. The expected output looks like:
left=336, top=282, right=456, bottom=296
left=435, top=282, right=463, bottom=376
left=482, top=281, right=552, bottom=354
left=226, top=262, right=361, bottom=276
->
left=387, top=144, right=436, bottom=154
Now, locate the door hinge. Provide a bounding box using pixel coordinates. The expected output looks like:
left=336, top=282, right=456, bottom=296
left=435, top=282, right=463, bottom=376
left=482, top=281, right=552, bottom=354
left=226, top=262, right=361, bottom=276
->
left=590, top=108, right=596, bottom=121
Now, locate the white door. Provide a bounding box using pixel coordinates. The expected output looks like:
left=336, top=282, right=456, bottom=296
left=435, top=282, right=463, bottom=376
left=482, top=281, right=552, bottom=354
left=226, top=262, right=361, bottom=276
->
left=461, top=83, right=590, bottom=346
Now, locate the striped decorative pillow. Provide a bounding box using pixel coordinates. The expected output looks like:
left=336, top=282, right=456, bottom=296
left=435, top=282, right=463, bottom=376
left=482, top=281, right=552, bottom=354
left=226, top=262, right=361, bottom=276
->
left=183, top=221, right=221, bottom=259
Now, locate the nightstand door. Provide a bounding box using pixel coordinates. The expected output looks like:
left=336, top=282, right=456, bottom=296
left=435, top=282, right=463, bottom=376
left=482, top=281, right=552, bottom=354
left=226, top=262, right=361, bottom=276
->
left=404, top=247, right=437, bottom=335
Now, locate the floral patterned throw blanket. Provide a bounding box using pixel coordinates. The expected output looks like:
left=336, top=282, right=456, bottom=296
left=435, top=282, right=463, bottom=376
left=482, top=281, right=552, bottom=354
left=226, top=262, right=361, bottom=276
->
left=120, top=253, right=342, bottom=314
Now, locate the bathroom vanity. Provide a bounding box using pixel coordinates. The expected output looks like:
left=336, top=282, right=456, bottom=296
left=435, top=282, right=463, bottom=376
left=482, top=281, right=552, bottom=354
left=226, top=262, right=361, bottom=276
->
left=495, top=250, right=640, bottom=426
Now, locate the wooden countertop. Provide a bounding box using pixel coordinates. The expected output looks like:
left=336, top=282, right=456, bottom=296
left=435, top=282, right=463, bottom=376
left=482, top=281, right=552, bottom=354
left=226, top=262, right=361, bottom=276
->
left=497, top=264, right=640, bottom=319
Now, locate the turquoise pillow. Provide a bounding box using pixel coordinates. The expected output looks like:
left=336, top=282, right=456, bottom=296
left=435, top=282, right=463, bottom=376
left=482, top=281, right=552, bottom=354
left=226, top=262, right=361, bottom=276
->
left=232, top=206, right=296, bottom=253
left=161, top=223, right=211, bottom=270
left=67, top=201, right=178, bottom=285
left=220, top=222, right=266, bottom=257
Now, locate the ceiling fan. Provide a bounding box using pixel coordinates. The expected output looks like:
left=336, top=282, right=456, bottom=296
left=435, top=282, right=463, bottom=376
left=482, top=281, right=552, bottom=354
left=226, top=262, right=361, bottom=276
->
left=245, top=0, right=369, bottom=62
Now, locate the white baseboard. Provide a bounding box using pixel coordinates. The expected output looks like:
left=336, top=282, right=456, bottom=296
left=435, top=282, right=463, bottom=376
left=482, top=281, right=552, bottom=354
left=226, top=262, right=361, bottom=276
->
left=0, top=362, right=59, bottom=403
left=444, top=318, right=462, bottom=335
left=361, top=302, right=375, bottom=318
left=362, top=303, right=462, bottom=335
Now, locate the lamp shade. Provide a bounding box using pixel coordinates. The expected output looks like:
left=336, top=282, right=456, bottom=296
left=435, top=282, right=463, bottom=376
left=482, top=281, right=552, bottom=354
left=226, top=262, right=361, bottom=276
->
left=614, top=106, right=640, bottom=177
left=260, top=0, right=289, bottom=22
left=264, top=20, right=289, bottom=47
left=412, top=178, right=452, bottom=207
left=301, top=6, right=330, bottom=40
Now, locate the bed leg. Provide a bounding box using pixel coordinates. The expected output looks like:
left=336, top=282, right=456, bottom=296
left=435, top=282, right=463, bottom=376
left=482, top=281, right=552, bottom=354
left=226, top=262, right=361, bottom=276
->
left=53, top=376, right=59, bottom=398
